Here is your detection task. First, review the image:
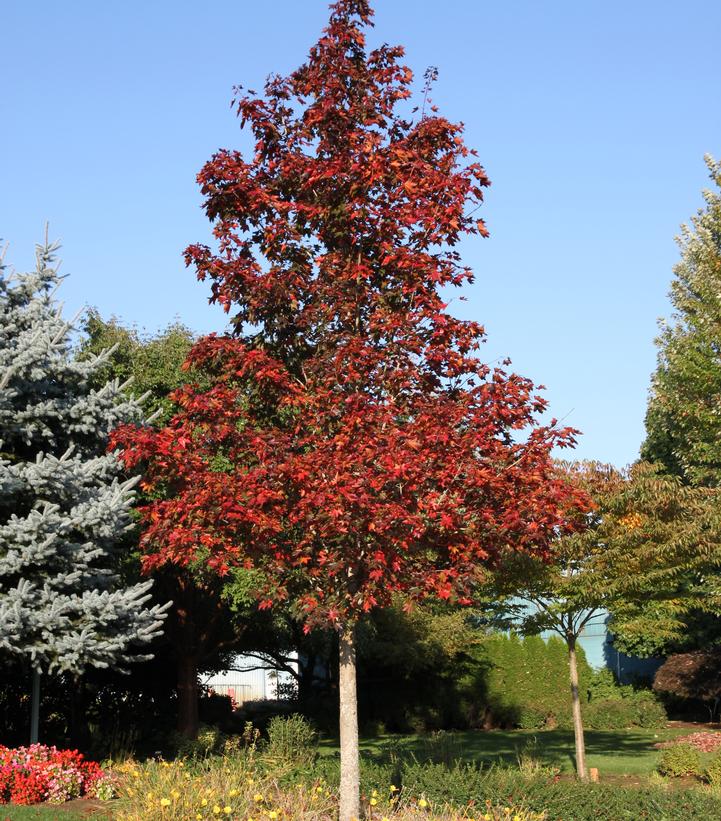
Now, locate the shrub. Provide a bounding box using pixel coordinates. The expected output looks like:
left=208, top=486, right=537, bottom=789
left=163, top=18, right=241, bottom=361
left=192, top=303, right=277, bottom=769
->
left=517, top=706, right=548, bottom=730
left=585, top=698, right=636, bottom=730
left=265, top=713, right=318, bottom=767
left=657, top=743, right=702, bottom=777
left=587, top=668, right=619, bottom=701
left=583, top=687, right=666, bottom=730
left=634, top=691, right=667, bottom=728
left=171, top=723, right=225, bottom=759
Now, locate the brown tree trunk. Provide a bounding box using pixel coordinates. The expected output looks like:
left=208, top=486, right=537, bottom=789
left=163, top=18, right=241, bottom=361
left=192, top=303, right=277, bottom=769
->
left=177, top=654, right=199, bottom=740
left=568, top=637, right=588, bottom=781
left=338, top=624, right=360, bottom=821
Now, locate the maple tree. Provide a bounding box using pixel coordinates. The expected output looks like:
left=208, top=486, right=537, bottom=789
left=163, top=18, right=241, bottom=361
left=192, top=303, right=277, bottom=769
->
left=112, top=2, right=584, bottom=816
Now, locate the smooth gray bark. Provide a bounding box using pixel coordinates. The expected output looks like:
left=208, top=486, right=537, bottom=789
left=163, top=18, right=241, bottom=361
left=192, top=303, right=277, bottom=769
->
left=568, top=638, right=588, bottom=781
left=338, top=624, right=360, bottom=821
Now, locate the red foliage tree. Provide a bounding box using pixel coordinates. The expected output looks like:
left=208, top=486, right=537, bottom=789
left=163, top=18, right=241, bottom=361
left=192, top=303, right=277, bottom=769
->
left=113, top=2, right=585, bottom=816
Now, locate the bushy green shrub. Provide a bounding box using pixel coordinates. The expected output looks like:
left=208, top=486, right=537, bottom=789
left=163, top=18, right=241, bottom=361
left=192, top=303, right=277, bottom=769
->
left=657, top=743, right=702, bottom=777
left=587, top=668, right=619, bottom=701
left=517, top=706, right=549, bottom=730
left=634, top=691, right=668, bottom=728
left=171, top=723, right=225, bottom=759
left=585, top=669, right=667, bottom=730
left=585, top=698, right=636, bottom=730
left=265, top=714, right=318, bottom=767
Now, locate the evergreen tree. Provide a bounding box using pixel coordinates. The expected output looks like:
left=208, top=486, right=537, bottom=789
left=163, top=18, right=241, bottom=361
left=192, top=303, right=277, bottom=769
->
left=0, top=236, right=168, bottom=738
left=643, top=156, right=721, bottom=486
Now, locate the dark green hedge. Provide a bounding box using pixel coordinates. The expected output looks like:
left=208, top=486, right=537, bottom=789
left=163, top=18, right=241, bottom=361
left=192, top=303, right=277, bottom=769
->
left=472, top=634, right=592, bottom=729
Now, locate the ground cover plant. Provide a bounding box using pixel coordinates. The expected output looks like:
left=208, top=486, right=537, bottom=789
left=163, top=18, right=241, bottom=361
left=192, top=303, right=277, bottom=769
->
left=111, top=756, right=543, bottom=820
left=106, top=743, right=721, bottom=821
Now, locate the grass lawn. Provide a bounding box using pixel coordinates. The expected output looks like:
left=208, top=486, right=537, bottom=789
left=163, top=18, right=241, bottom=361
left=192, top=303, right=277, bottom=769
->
left=0, top=799, right=110, bottom=820
left=0, top=808, right=88, bottom=820
left=320, top=726, right=707, bottom=777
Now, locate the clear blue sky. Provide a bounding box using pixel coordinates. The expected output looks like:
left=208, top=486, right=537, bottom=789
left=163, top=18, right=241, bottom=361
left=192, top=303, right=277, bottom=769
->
left=2, top=1, right=720, bottom=467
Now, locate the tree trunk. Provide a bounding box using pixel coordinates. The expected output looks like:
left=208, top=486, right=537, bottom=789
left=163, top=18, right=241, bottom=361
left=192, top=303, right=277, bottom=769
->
left=568, top=637, right=588, bottom=781
left=30, top=668, right=41, bottom=744
left=338, top=624, right=360, bottom=821
left=177, top=654, right=199, bottom=739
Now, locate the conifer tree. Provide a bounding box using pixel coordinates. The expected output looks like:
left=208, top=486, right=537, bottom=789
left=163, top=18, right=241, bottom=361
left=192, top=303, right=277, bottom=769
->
left=643, top=156, right=721, bottom=486
left=0, top=235, right=168, bottom=741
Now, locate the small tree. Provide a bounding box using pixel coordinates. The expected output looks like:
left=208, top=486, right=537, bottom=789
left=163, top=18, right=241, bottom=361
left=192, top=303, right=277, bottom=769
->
left=114, top=3, right=583, bottom=816
left=487, top=460, right=721, bottom=780
left=0, top=236, right=168, bottom=742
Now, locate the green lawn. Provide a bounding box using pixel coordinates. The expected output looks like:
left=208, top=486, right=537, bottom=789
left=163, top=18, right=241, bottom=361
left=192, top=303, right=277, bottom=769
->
left=0, top=800, right=110, bottom=820
left=320, top=726, right=705, bottom=777
left=0, top=807, right=88, bottom=820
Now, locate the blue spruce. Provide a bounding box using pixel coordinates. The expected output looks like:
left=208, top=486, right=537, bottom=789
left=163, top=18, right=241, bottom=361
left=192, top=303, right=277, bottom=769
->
left=0, top=234, right=168, bottom=741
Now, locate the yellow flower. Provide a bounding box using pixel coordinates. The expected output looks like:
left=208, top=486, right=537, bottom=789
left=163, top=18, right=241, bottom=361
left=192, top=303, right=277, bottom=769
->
left=370, top=798, right=378, bottom=806
left=160, top=798, right=171, bottom=807
left=132, top=770, right=140, bottom=778
left=171, top=790, right=180, bottom=799
left=196, top=816, right=202, bottom=820
left=253, top=792, right=264, bottom=802
left=484, top=815, right=492, bottom=821
left=389, top=785, right=398, bottom=793
left=202, top=798, right=208, bottom=807
left=419, top=798, right=428, bottom=808
left=372, top=790, right=378, bottom=797
left=268, top=812, right=278, bottom=820
left=229, top=789, right=239, bottom=797
left=316, top=786, right=324, bottom=793
left=224, top=808, right=232, bottom=815
left=213, top=806, right=222, bottom=815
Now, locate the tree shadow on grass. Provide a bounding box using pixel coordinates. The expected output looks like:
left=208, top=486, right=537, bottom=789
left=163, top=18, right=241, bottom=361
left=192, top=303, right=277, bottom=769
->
left=361, top=729, right=664, bottom=774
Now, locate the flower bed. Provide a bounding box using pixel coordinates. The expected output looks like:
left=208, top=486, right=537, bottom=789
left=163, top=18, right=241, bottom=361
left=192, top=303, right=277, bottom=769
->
left=654, top=732, right=721, bottom=753
left=0, top=744, right=115, bottom=805
left=113, top=758, right=545, bottom=820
